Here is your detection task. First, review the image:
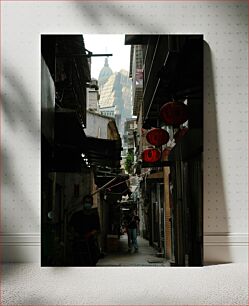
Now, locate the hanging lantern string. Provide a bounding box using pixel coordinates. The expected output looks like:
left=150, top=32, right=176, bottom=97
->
left=121, top=188, right=130, bottom=195
left=104, top=169, right=152, bottom=191
left=67, top=170, right=151, bottom=215
left=91, top=168, right=152, bottom=196
left=90, top=177, right=116, bottom=196
left=102, top=170, right=150, bottom=190
left=104, top=179, right=130, bottom=190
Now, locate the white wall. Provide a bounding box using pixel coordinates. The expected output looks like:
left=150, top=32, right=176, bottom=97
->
left=85, top=111, right=109, bottom=139
left=1, top=1, right=248, bottom=264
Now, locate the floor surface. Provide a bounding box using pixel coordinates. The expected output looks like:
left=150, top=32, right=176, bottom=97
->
left=97, top=235, right=170, bottom=267
left=2, top=259, right=248, bottom=305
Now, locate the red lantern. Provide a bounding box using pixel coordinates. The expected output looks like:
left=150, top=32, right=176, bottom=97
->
left=142, top=148, right=161, bottom=163
left=174, top=127, right=189, bottom=143
left=160, top=101, right=189, bottom=126
left=146, top=128, right=169, bottom=146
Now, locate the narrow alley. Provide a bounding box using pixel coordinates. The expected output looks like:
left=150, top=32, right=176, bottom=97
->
left=97, top=235, right=169, bottom=267
left=41, top=34, right=204, bottom=267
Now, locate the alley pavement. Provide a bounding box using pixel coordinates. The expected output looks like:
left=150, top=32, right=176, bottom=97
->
left=97, top=234, right=170, bottom=267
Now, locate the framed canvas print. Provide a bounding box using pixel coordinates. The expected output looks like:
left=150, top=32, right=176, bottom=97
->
left=41, top=34, right=203, bottom=267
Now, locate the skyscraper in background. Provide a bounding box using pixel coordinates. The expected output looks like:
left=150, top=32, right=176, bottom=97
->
left=98, top=58, right=133, bottom=137
left=98, top=58, right=113, bottom=93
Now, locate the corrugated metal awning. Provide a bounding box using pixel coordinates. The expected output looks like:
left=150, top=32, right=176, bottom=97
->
left=54, top=110, right=122, bottom=171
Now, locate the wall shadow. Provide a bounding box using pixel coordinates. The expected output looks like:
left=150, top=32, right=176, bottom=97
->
left=1, top=67, right=39, bottom=139
left=203, top=41, right=230, bottom=264
left=1, top=67, right=39, bottom=261
left=74, top=2, right=162, bottom=33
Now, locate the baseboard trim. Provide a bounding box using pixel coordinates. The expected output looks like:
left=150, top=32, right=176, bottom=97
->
left=1, top=232, right=248, bottom=263
left=0, top=233, right=40, bottom=245
left=204, top=232, right=248, bottom=263
left=0, top=233, right=40, bottom=262
left=204, top=232, right=248, bottom=244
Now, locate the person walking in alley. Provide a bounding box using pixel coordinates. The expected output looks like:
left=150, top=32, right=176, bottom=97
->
left=127, top=210, right=140, bottom=252
left=69, top=195, right=101, bottom=266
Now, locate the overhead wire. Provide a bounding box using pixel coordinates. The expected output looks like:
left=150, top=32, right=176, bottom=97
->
left=91, top=169, right=151, bottom=196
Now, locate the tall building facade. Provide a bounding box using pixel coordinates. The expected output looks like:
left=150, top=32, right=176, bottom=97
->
left=98, top=58, right=133, bottom=137
left=98, top=57, right=113, bottom=94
